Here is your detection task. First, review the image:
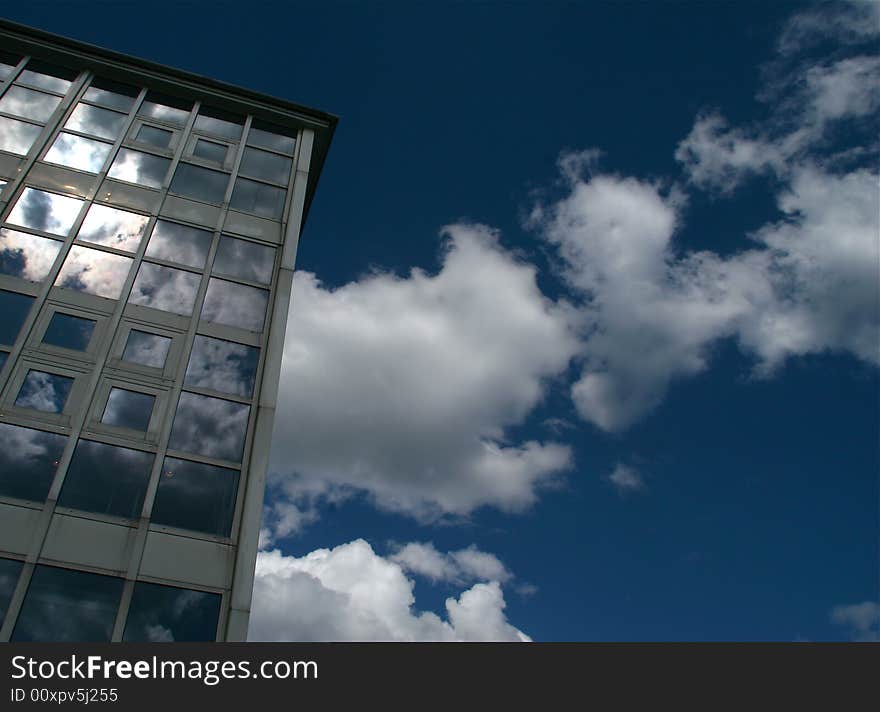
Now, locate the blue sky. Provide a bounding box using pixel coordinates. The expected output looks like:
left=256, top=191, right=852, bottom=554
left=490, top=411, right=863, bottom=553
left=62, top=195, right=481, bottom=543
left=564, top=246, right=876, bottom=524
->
left=7, top=0, right=878, bottom=641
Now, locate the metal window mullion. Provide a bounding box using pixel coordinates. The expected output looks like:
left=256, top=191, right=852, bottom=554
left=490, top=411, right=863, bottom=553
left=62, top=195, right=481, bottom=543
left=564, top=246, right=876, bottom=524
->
left=0, top=68, right=91, bottom=217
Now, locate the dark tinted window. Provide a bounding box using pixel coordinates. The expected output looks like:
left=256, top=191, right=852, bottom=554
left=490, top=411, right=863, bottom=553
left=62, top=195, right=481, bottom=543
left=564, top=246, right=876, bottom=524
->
left=151, top=457, right=239, bottom=536
left=0, top=290, right=35, bottom=345
left=201, top=278, right=268, bottom=332
left=144, top=220, right=212, bottom=269
left=247, top=121, right=296, bottom=154
left=122, top=330, right=171, bottom=369
left=123, top=582, right=220, bottom=641
left=0, top=558, right=23, bottom=625
left=101, top=388, right=155, bottom=431
left=128, top=263, right=200, bottom=315
left=64, top=103, right=127, bottom=140
left=192, top=138, right=227, bottom=164
left=185, top=335, right=259, bottom=398
left=58, top=440, right=155, bottom=519
left=168, top=392, right=250, bottom=462
left=213, top=236, right=274, bottom=285
left=82, top=78, right=138, bottom=112
left=239, top=147, right=291, bottom=185
left=0, top=423, right=66, bottom=502
left=42, top=313, right=96, bottom=351
left=229, top=177, right=285, bottom=220
left=15, top=370, right=74, bottom=413
left=135, top=124, right=173, bottom=149
left=169, top=163, right=229, bottom=204
left=12, top=565, right=122, bottom=642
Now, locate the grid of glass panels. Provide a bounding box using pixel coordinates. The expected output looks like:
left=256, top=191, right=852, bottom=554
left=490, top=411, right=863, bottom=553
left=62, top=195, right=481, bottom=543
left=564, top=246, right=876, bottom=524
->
left=0, top=51, right=299, bottom=641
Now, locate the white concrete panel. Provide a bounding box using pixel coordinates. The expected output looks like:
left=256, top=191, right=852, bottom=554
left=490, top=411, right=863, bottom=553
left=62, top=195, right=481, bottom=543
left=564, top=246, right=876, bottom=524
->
left=160, top=194, right=221, bottom=230
left=99, top=178, right=163, bottom=214
left=140, top=531, right=233, bottom=589
left=223, top=209, right=281, bottom=243
left=42, top=514, right=136, bottom=573
left=28, top=163, right=96, bottom=199
left=0, top=503, right=41, bottom=556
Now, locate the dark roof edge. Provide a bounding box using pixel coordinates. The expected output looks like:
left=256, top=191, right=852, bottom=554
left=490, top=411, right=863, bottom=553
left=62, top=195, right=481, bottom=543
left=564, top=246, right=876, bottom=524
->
left=0, top=16, right=338, bottom=228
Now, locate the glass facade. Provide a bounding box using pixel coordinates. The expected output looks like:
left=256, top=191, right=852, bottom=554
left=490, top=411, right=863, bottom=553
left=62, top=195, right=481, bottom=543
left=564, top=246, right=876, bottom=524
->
left=0, top=22, right=332, bottom=643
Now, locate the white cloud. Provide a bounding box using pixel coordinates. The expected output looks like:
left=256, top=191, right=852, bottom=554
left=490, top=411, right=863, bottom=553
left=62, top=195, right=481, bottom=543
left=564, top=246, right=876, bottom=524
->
left=830, top=601, right=880, bottom=642
left=390, top=541, right=512, bottom=584
left=777, top=1, right=880, bottom=55
left=532, top=158, right=878, bottom=431
left=527, top=6, right=879, bottom=432
left=263, top=224, right=579, bottom=539
left=248, top=540, right=530, bottom=642
left=607, top=464, right=645, bottom=494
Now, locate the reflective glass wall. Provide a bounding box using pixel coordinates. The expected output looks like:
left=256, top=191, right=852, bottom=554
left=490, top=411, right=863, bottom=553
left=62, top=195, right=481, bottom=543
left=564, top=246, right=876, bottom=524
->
left=0, top=43, right=315, bottom=642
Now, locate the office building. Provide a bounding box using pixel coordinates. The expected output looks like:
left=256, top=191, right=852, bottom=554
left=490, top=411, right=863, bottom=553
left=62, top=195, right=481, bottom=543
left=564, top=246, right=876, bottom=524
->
left=0, top=19, right=336, bottom=641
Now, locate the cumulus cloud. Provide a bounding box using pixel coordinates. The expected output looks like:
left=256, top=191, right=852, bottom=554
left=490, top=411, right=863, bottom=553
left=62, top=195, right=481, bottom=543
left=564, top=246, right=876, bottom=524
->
left=262, top=224, right=579, bottom=540
left=677, top=5, right=880, bottom=193
left=248, top=540, right=530, bottom=642
left=607, top=464, right=646, bottom=494
left=830, top=601, right=880, bottom=642
left=390, top=542, right=512, bottom=584
left=525, top=4, right=879, bottom=432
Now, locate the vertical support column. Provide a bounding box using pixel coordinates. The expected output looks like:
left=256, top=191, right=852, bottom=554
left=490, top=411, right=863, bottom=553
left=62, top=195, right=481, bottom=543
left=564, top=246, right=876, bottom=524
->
left=224, top=128, right=314, bottom=642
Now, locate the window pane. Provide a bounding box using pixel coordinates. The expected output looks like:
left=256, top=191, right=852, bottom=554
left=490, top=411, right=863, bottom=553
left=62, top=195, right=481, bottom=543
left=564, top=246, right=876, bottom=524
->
left=247, top=122, right=296, bottom=154
left=122, top=330, right=171, bottom=368
left=0, top=116, right=42, bottom=155
left=7, top=188, right=83, bottom=236
left=102, top=388, right=155, bottom=431
left=194, top=110, right=242, bottom=140
left=239, top=147, right=291, bottom=185
left=0, top=85, right=61, bottom=122
left=58, top=439, right=154, bottom=519
left=169, top=163, right=229, bottom=204
left=168, top=392, right=250, bottom=462
left=123, top=582, right=220, bottom=641
left=185, top=335, right=259, bottom=398
left=201, top=278, right=268, bottom=332
left=138, top=93, right=190, bottom=126
left=0, top=423, right=66, bottom=501
left=152, top=456, right=239, bottom=536
left=76, top=204, right=150, bottom=253
left=107, top=148, right=170, bottom=188
left=0, top=58, right=18, bottom=82
left=55, top=246, right=132, bottom=299
left=128, top=263, right=200, bottom=315
left=229, top=177, right=285, bottom=220
left=82, top=78, right=137, bottom=112
left=18, top=66, right=74, bottom=93
left=63, top=103, right=126, bottom=140
left=135, top=124, right=173, bottom=149
left=0, top=229, right=63, bottom=281
left=144, top=220, right=212, bottom=269
left=192, top=137, right=227, bottom=163
left=0, top=289, right=35, bottom=345
left=213, top=235, right=274, bottom=284
left=44, top=132, right=112, bottom=173
left=0, top=558, right=23, bottom=625
left=15, top=370, right=73, bottom=413
left=12, top=565, right=122, bottom=642
left=0, top=352, right=6, bottom=370
left=42, top=313, right=95, bottom=351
